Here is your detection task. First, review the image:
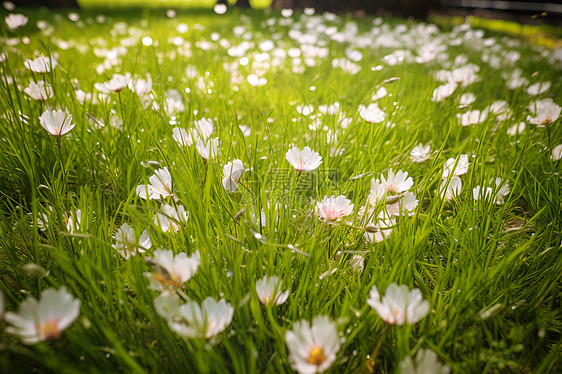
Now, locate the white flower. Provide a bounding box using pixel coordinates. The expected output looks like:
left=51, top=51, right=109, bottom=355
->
left=128, top=76, right=152, bottom=96
left=385, top=192, right=419, bottom=216
left=24, top=56, right=57, bottom=74
left=39, top=109, right=75, bottom=136
left=457, top=109, right=488, bottom=127
left=349, top=255, right=364, bottom=272
left=367, top=178, right=387, bottom=206
left=315, top=195, right=354, bottom=224
left=64, top=209, right=81, bottom=233
left=489, top=100, right=511, bottom=120
left=410, top=144, right=430, bottom=163
left=196, top=137, right=220, bottom=160
left=154, top=203, right=189, bottom=232
left=431, top=82, right=457, bottom=102
left=169, top=297, right=233, bottom=339
left=194, top=118, right=214, bottom=140
left=367, top=283, right=429, bottom=325
left=172, top=127, right=198, bottom=147
left=4, top=287, right=80, bottom=344
left=442, top=154, right=469, bottom=179
left=527, top=98, right=561, bottom=126
left=506, top=122, right=525, bottom=136
left=285, top=315, right=341, bottom=374
left=255, top=275, right=289, bottom=306
left=381, top=169, right=414, bottom=194
left=364, top=217, right=394, bottom=244
left=285, top=146, right=323, bottom=172
left=113, top=223, right=152, bottom=259
left=136, top=167, right=173, bottom=200
left=222, top=159, right=244, bottom=192
left=527, top=81, right=551, bottom=96
left=24, top=81, right=53, bottom=101
left=492, top=177, right=510, bottom=204
left=145, top=249, right=200, bottom=292
left=439, top=177, right=462, bottom=201
left=399, top=349, right=451, bottom=374
left=459, top=92, right=476, bottom=107
left=473, top=185, right=493, bottom=201
left=359, top=103, right=386, bottom=123
left=95, top=73, right=129, bottom=93
left=552, top=144, right=562, bottom=161
left=239, top=125, right=251, bottom=137
left=5, top=13, right=28, bottom=29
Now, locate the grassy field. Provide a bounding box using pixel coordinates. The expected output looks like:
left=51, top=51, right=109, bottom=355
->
left=78, top=0, right=272, bottom=9
left=0, top=3, right=561, bottom=374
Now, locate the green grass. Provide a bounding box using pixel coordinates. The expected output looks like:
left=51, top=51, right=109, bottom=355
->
left=0, top=5, right=561, bottom=374
left=78, top=0, right=272, bottom=10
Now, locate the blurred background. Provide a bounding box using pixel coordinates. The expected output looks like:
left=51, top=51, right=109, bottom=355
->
left=11, top=0, right=562, bottom=24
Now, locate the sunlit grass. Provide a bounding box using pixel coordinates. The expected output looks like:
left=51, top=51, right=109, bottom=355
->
left=0, top=4, right=561, bottom=374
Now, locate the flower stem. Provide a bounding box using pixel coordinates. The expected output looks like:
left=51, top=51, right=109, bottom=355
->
left=366, top=324, right=389, bottom=372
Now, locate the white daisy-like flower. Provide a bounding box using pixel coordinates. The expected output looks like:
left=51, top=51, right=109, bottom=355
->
left=527, top=98, right=561, bottom=126
left=95, top=73, right=129, bottom=93
left=473, top=185, right=493, bottom=202
left=285, top=315, right=341, bottom=374
left=552, top=144, right=562, bottom=161
left=255, top=275, right=289, bottom=306
left=364, top=217, right=395, bottom=244
left=315, top=195, right=354, bottom=224
left=5, top=13, right=28, bottom=30
left=172, top=127, right=198, bottom=147
left=128, top=75, right=152, bottom=96
left=506, top=122, right=525, bottom=136
left=359, top=103, right=386, bottom=123
left=222, top=159, right=244, bottom=192
left=24, top=81, right=53, bottom=101
left=136, top=167, right=173, bottom=200
left=154, top=203, right=189, bottom=233
left=367, top=178, right=387, bottom=206
left=64, top=209, right=81, bottom=233
left=168, top=297, right=233, bottom=339
left=439, top=176, right=462, bottom=201
left=196, top=137, right=220, bottom=160
left=457, top=109, right=488, bottom=127
left=442, top=154, right=469, bottom=179
left=349, top=254, right=365, bottom=272
left=24, top=55, right=57, bottom=74
left=491, top=177, right=510, bottom=205
left=431, top=82, right=457, bottom=102
left=410, top=144, right=431, bottom=163
left=39, top=109, right=75, bottom=136
left=385, top=192, right=419, bottom=216
left=285, top=146, right=323, bottom=172
left=526, top=81, right=551, bottom=96
left=194, top=118, right=214, bottom=140
left=367, top=283, right=430, bottom=325
left=113, top=222, right=152, bottom=259
left=399, top=349, right=451, bottom=374
left=144, top=249, right=200, bottom=292
left=4, top=287, right=80, bottom=345
left=459, top=92, right=476, bottom=107
left=381, top=169, right=414, bottom=195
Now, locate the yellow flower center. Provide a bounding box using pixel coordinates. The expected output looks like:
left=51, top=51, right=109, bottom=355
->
left=40, top=320, right=61, bottom=340
left=307, top=346, right=327, bottom=365
left=387, top=183, right=399, bottom=193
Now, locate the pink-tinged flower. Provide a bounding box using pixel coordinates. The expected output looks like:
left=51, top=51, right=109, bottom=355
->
left=136, top=167, right=173, bottom=200
left=255, top=275, right=289, bottom=306
left=39, top=109, right=75, bottom=136
left=285, top=146, right=322, bottom=172
left=5, top=13, right=28, bottom=30
left=24, top=81, right=53, bottom=101
left=285, top=315, right=341, bottom=374
left=24, top=56, right=57, bottom=74
left=113, top=222, right=152, bottom=259
left=410, top=143, right=431, bottom=163
left=442, top=154, right=469, bottom=179
left=145, top=249, right=200, bottom=292
left=222, top=159, right=244, bottom=192
left=315, top=195, right=354, bottom=224
left=381, top=169, right=414, bottom=194
left=367, top=283, right=429, bottom=325
left=4, top=287, right=80, bottom=344
left=358, top=103, right=386, bottom=123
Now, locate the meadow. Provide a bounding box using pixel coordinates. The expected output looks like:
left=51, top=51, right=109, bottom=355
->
left=0, top=2, right=561, bottom=373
